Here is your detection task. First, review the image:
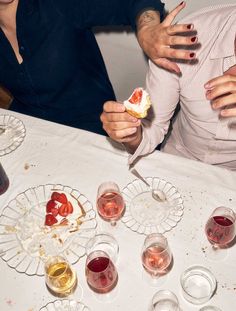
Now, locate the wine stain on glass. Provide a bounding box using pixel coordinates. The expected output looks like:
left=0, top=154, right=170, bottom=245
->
left=204, top=207, right=236, bottom=261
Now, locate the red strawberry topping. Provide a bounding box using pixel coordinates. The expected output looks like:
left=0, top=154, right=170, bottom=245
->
left=129, top=88, right=142, bottom=104
left=45, top=214, right=58, bottom=226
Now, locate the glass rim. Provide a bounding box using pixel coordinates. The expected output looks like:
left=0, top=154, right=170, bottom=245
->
left=86, top=250, right=113, bottom=274
left=44, top=256, right=71, bottom=278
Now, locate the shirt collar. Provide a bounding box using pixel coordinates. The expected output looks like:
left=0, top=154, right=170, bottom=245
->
left=210, top=15, right=236, bottom=60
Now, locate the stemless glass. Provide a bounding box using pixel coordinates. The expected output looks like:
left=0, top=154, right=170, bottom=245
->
left=150, top=290, right=180, bottom=311
left=85, top=250, right=118, bottom=294
left=96, top=181, right=125, bottom=226
left=205, top=206, right=236, bottom=249
left=141, top=233, right=172, bottom=284
left=44, top=255, right=77, bottom=297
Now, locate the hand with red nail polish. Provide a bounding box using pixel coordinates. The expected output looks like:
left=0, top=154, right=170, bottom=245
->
left=136, top=1, right=198, bottom=74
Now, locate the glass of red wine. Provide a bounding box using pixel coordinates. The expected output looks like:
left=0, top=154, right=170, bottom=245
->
left=141, top=233, right=172, bottom=286
left=205, top=206, right=235, bottom=258
left=96, top=181, right=125, bottom=226
left=85, top=250, right=118, bottom=294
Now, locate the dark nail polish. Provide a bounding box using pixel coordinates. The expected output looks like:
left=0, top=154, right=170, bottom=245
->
left=191, top=36, right=197, bottom=42
left=179, top=1, right=184, bottom=6
left=189, top=53, right=195, bottom=58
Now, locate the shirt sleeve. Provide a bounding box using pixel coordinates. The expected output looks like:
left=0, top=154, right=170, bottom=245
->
left=54, top=0, right=164, bottom=29
left=128, top=60, right=180, bottom=165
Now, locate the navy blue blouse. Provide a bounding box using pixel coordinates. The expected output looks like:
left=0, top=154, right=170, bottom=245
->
left=3, top=0, right=164, bottom=134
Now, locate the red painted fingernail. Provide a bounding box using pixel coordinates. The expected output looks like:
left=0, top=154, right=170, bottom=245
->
left=187, top=24, right=192, bottom=30
left=189, top=52, right=195, bottom=58
left=191, top=36, right=197, bottom=42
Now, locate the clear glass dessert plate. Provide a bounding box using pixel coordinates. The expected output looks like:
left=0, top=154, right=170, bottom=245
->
left=39, top=299, right=90, bottom=311
left=0, top=114, right=26, bottom=156
left=122, top=177, right=184, bottom=235
left=0, top=184, right=97, bottom=276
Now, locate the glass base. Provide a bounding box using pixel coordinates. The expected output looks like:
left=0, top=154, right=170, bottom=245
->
left=142, top=270, right=169, bottom=287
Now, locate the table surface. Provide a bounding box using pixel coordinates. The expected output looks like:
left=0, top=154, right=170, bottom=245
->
left=0, top=108, right=235, bottom=311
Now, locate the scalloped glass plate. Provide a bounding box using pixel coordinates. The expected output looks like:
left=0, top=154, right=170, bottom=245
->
left=0, top=114, right=26, bottom=156
left=0, top=184, right=97, bottom=276
left=39, top=299, right=90, bottom=311
left=122, top=177, right=184, bottom=235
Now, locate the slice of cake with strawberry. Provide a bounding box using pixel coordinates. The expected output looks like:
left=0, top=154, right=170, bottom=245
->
left=124, top=87, right=151, bottom=118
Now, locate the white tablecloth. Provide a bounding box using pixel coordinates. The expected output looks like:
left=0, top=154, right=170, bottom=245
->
left=0, top=109, right=235, bottom=311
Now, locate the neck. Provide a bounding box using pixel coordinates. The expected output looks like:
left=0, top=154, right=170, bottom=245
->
left=0, top=0, right=18, bottom=29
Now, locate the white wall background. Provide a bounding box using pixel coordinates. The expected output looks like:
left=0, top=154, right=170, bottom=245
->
left=95, top=0, right=230, bottom=100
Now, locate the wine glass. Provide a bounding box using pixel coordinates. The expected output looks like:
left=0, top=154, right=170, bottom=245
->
left=205, top=207, right=235, bottom=254
left=96, top=181, right=125, bottom=226
left=85, top=250, right=118, bottom=294
left=44, top=255, right=77, bottom=297
left=86, top=232, right=119, bottom=264
left=150, top=290, right=180, bottom=311
left=141, top=233, right=172, bottom=286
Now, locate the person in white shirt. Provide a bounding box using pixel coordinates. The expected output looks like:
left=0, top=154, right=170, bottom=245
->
left=101, top=4, right=236, bottom=171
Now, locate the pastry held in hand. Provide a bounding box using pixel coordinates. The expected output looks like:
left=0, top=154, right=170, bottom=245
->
left=124, top=87, right=151, bottom=118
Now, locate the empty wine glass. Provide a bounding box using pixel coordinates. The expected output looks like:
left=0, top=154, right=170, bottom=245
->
left=96, top=181, right=125, bottom=226
left=85, top=250, right=118, bottom=294
left=150, top=290, right=180, bottom=311
left=205, top=206, right=235, bottom=249
left=44, top=255, right=77, bottom=297
left=141, top=233, right=172, bottom=286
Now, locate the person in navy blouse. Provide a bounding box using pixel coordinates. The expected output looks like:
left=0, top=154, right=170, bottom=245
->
left=0, top=0, right=196, bottom=134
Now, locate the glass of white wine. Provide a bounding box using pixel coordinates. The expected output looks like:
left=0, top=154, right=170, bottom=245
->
left=44, top=255, right=77, bottom=297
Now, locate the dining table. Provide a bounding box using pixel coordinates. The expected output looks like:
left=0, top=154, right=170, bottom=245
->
left=0, top=108, right=235, bottom=311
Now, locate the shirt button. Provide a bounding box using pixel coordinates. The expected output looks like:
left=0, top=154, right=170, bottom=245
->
left=20, top=46, right=25, bottom=51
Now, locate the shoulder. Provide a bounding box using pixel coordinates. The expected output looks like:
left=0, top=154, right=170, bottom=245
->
left=179, top=4, right=236, bottom=24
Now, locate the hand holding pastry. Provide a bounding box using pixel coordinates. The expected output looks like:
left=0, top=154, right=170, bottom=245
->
left=100, top=100, right=141, bottom=143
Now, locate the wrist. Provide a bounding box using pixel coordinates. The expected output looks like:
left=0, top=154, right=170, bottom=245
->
left=123, top=127, right=142, bottom=154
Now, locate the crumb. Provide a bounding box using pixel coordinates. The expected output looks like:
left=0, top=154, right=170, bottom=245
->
left=24, top=163, right=30, bottom=170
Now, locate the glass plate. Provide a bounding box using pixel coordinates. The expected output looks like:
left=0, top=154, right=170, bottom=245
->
left=122, top=177, right=184, bottom=235
left=0, top=184, right=97, bottom=276
left=0, top=114, right=26, bottom=156
left=39, top=299, right=90, bottom=311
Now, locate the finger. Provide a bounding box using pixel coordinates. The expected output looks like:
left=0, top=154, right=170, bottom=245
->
left=206, top=82, right=236, bottom=100
left=166, top=34, right=198, bottom=46
left=211, top=93, right=236, bottom=110
left=155, top=58, right=181, bottom=74
left=103, top=101, right=126, bottom=113
left=162, top=1, right=186, bottom=26
left=167, top=23, right=195, bottom=35
left=220, top=106, right=236, bottom=117
left=158, top=47, right=196, bottom=60
left=101, top=111, right=139, bottom=123
left=205, top=74, right=236, bottom=89
left=107, top=127, right=139, bottom=142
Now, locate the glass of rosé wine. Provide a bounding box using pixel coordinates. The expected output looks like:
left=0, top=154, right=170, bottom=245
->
left=85, top=250, right=118, bottom=294
left=205, top=206, right=235, bottom=253
left=141, top=233, right=172, bottom=286
left=96, top=181, right=125, bottom=226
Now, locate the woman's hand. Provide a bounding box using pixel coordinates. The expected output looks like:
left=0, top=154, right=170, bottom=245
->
left=100, top=101, right=142, bottom=149
left=136, top=1, right=197, bottom=74
left=205, top=71, right=236, bottom=118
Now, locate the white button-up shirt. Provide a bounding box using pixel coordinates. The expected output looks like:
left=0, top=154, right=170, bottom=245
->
left=129, top=4, right=236, bottom=170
